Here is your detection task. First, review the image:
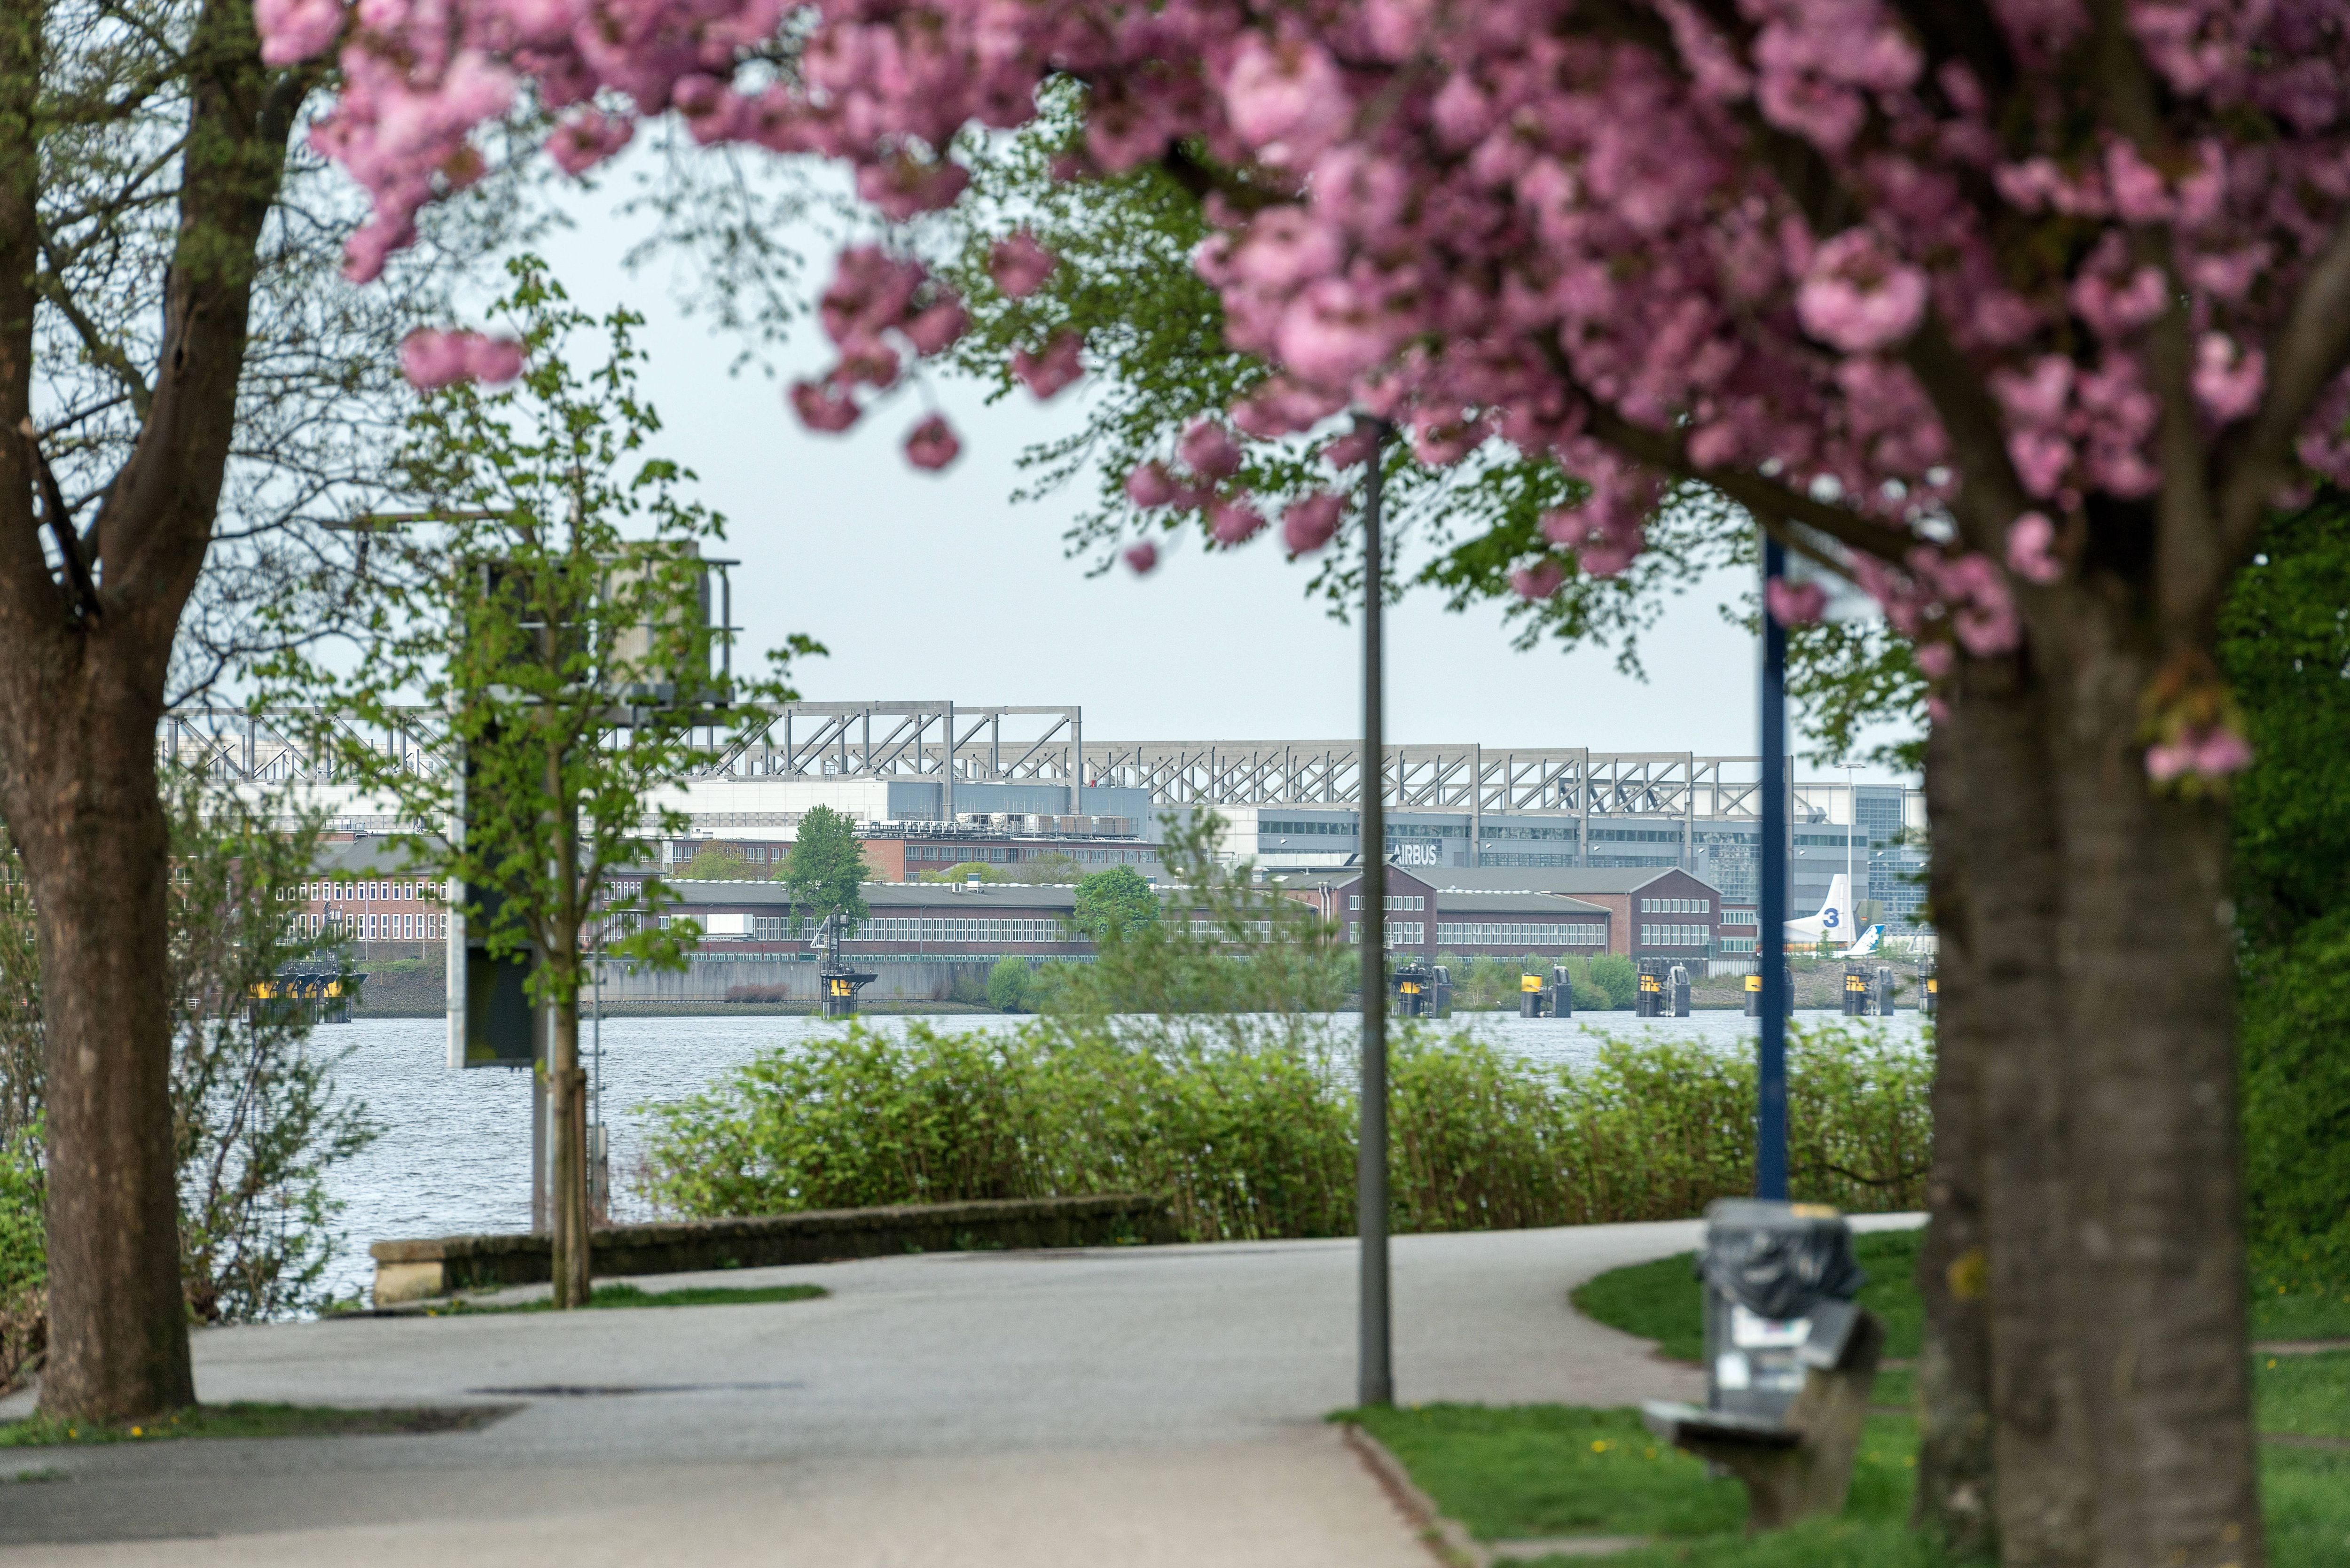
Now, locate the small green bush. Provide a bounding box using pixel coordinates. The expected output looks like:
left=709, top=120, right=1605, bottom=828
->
left=986, top=954, right=1033, bottom=1012
left=637, top=1019, right=1930, bottom=1238
left=0, top=1125, right=42, bottom=1390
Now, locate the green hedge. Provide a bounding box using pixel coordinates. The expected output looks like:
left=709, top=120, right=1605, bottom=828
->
left=636, top=1019, right=1931, bottom=1240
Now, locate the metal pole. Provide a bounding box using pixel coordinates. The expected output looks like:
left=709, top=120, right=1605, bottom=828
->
left=1757, top=530, right=1791, bottom=1201
left=1356, top=417, right=1393, bottom=1410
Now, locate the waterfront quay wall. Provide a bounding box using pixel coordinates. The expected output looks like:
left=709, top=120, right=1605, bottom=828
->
left=370, top=1193, right=1175, bottom=1304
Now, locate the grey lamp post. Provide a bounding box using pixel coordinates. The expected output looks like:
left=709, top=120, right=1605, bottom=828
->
left=1356, top=415, right=1393, bottom=1409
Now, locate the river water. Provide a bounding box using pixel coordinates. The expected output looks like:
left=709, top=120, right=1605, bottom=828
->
left=311, top=1007, right=1929, bottom=1304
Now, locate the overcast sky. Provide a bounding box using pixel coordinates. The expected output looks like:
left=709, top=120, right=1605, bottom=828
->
left=522, top=154, right=1909, bottom=782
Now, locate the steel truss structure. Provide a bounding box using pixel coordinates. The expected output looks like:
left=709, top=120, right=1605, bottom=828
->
left=161, top=702, right=1877, bottom=826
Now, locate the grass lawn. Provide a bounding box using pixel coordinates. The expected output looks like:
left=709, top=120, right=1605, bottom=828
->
left=0, top=1402, right=510, bottom=1448
left=1344, top=1404, right=2350, bottom=1568
left=1571, top=1230, right=1927, bottom=1365
left=433, top=1282, right=826, bottom=1315
left=1575, top=1229, right=2350, bottom=1420
left=2256, top=1351, right=2350, bottom=1440
left=1513, top=1228, right=2350, bottom=1564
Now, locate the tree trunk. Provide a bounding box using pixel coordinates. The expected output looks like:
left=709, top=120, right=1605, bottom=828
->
left=549, top=996, right=590, bottom=1308
left=4, top=674, right=193, bottom=1423
left=1948, top=657, right=2101, bottom=1568
left=2047, top=617, right=2263, bottom=1568
left=1910, top=718, right=1996, bottom=1559
left=547, top=733, right=590, bottom=1311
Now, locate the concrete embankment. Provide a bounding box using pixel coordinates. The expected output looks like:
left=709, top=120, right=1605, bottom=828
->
left=370, top=1193, right=1176, bottom=1304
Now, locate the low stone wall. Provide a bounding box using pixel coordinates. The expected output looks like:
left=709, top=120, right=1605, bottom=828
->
left=369, top=1193, right=1175, bottom=1305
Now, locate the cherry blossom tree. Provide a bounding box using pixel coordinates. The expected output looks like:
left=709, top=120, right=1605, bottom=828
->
left=282, top=1, right=2350, bottom=1561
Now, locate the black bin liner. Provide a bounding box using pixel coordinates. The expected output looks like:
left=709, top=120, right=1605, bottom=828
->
left=1697, top=1198, right=1867, bottom=1321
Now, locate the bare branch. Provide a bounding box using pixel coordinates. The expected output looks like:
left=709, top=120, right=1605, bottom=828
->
left=18, top=421, right=102, bottom=622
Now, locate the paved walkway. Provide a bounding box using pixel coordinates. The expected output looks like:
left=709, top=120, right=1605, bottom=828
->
left=0, top=1216, right=1919, bottom=1565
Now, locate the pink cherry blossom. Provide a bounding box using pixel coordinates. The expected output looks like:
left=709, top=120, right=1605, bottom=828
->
left=1123, top=541, right=1160, bottom=576
left=399, top=330, right=470, bottom=391
left=1178, top=420, right=1243, bottom=481
left=255, top=0, right=344, bottom=67
left=904, top=297, right=969, bottom=356
left=989, top=233, right=1058, bottom=298
left=1282, top=492, right=1342, bottom=554
left=2005, top=511, right=2064, bottom=585
left=1126, top=462, right=1179, bottom=509
left=1322, top=427, right=1383, bottom=470
left=297, top=0, right=2350, bottom=746
left=1011, top=332, right=1084, bottom=399
left=400, top=329, right=523, bottom=390
left=1764, top=577, right=1827, bottom=625
left=548, top=109, right=633, bottom=176
left=789, top=378, right=860, bottom=433
left=1511, top=560, right=1567, bottom=600
left=1796, top=229, right=1929, bottom=352
left=904, top=414, right=961, bottom=471
left=1208, top=496, right=1267, bottom=546
left=1221, top=35, right=1352, bottom=168
left=2193, top=334, right=2266, bottom=425
left=2145, top=726, right=2250, bottom=783
left=1915, top=641, right=1955, bottom=680
left=462, top=334, right=525, bottom=385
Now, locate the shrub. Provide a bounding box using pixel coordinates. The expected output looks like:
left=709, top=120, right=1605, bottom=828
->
left=0, top=1124, right=41, bottom=1391
left=637, top=1018, right=1931, bottom=1238
left=986, top=954, right=1033, bottom=1012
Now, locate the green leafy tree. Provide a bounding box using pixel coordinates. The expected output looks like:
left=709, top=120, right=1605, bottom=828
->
left=1053, top=815, right=1348, bottom=1018
left=918, top=860, right=1009, bottom=884
left=779, top=805, right=872, bottom=936
left=986, top=954, right=1033, bottom=1013
left=677, top=845, right=756, bottom=881
left=261, top=259, right=811, bottom=1308
left=2222, top=499, right=2350, bottom=1284
left=0, top=0, right=529, bottom=1423
left=1071, top=866, right=1160, bottom=943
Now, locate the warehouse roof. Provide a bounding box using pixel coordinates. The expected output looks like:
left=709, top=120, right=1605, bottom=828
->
left=1426, top=889, right=1611, bottom=916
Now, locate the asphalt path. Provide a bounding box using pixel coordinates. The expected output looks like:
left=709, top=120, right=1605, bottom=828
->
left=0, top=1215, right=1920, bottom=1566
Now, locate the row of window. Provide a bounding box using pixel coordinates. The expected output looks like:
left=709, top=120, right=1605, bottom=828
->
left=1720, top=910, right=1759, bottom=926
left=1639, top=924, right=1708, bottom=947
left=1349, top=894, right=1426, bottom=911
left=1588, top=828, right=1683, bottom=843
left=853, top=917, right=1069, bottom=944
left=1346, top=922, right=1426, bottom=945
left=1188, top=919, right=1275, bottom=940
left=1718, top=936, right=1759, bottom=954
left=1434, top=922, right=1605, bottom=947
left=301, top=912, right=444, bottom=940
left=286, top=879, right=447, bottom=905
left=1639, top=897, right=1711, bottom=913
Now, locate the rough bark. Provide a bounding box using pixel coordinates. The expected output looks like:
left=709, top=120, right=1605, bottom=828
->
left=548, top=739, right=591, bottom=1310
left=0, top=0, right=303, bottom=1421
left=1949, top=657, right=2101, bottom=1568
left=2048, top=613, right=2263, bottom=1568
left=12, top=682, right=192, bottom=1421
left=1911, top=718, right=1996, bottom=1560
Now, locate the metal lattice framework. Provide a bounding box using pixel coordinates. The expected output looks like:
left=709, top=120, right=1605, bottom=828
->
left=163, top=702, right=1883, bottom=825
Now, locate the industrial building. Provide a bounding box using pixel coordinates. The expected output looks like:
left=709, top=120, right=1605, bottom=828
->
left=170, top=699, right=1929, bottom=927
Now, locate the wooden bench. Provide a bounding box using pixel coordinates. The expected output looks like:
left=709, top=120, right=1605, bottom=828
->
left=1641, top=1299, right=1886, bottom=1532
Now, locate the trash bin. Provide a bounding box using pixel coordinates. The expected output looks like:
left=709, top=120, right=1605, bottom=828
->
left=1698, top=1199, right=1867, bottom=1426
